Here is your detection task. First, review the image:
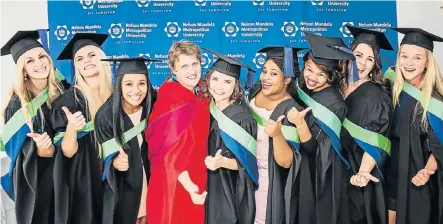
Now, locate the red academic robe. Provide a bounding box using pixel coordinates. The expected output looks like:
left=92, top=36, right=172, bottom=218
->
left=145, top=80, right=210, bottom=224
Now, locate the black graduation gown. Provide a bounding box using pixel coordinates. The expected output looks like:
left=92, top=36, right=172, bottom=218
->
left=205, top=99, right=257, bottom=224
left=387, top=91, right=443, bottom=224
left=248, top=84, right=304, bottom=224
left=50, top=87, right=103, bottom=224
left=298, top=85, right=349, bottom=224
left=95, top=98, right=150, bottom=224
left=341, top=82, right=392, bottom=224
left=4, top=94, right=55, bottom=224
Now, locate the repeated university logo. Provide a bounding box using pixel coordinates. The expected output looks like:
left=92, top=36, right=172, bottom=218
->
left=108, top=23, right=125, bottom=39
left=194, top=0, right=207, bottom=7
left=54, top=25, right=70, bottom=41
left=253, top=53, right=266, bottom=69
left=135, top=0, right=151, bottom=7
left=164, top=22, right=181, bottom=37
left=222, top=22, right=239, bottom=37
left=281, top=21, right=298, bottom=37
left=311, top=0, right=324, bottom=6
left=339, top=22, right=354, bottom=37
left=252, top=0, right=264, bottom=6
left=139, top=53, right=154, bottom=69
left=200, top=53, right=212, bottom=69
left=80, top=0, right=97, bottom=9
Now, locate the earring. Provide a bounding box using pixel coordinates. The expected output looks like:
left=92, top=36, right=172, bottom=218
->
left=24, top=74, right=28, bottom=80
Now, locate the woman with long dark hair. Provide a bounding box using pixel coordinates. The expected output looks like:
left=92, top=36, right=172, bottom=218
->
left=95, top=57, right=158, bottom=224
left=339, top=25, right=394, bottom=224
left=287, top=32, right=355, bottom=224
left=199, top=48, right=257, bottom=224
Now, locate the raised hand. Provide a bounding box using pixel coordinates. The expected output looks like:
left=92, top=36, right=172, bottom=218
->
left=113, top=148, right=129, bottom=171
left=27, top=132, right=54, bottom=157
left=61, top=106, right=86, bottom=131
left=264, top=115, right=285, bottom=138
left=287, top=107, right=311, bottom=127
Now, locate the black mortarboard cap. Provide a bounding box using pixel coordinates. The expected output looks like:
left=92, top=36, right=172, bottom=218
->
left=204, top=48, right=255, bottom=80
left=101, top=57, right=161, bottom=76
left=304, top=32, right=355, bottom=68
left=391, top=27, right=443, bottom=52
left=1, top=30, right=47, bottom=63
left=204, top=48, right=256, bottom=89
left=57, top=33, right=109, bottom=60
left=257, top=46, right=306, bottom=78
left=346, top=25, right=393, bottom=51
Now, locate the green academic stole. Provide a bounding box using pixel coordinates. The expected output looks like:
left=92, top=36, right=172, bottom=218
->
left=384, top=67, right=443, bottom=144
left=101, top=118, right=148, bottom=181
left=296, top=81, right=350, bottom=168
left=248, top=104, right=300, bottom=149
left=209, top=101, right=258, bottom=185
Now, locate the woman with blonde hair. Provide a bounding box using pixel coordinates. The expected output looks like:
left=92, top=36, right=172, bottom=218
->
left=51, top=33, right=112, bottom=224
left=1, top=29, right=67, bottom=224
left=385, top=28, right=443, bottom=224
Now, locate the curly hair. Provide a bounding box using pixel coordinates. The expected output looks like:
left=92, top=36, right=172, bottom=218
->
left=168, top=40, right=202, bottom=71
left=301, top=52, right=347, bottom=86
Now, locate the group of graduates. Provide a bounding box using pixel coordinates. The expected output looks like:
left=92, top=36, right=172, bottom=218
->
left=0, top=23, right=442, bottom=224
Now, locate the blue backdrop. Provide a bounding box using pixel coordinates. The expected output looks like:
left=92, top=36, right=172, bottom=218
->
left=48, top=0, right=398, bottom=88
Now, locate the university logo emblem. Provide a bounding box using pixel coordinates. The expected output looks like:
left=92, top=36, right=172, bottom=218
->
left=135, top=0, right=151, bottom=7
left=252, top=0, right=264, bottom=6
left=281, top=21, right=298, bottom=37
left=108, top=23, right=125, bottom=39
left=164, top=22, right=182, bottom=37
left=54, top=25, right=70, bottom=41
left=340, top=22, right=354, bottom=37
left=222, top=22, right=239, bottom=37
left=201, top=53, right=212, bottom=69
left=80, top=0, right=97, bottom=9
left=253, top=53, right=267, bottom=69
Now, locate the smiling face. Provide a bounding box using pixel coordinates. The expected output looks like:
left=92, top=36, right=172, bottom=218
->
left=302, top=59, right=330, bottom=92
left=208, top=70, right=236, bottom=102
left=171, top=54, right=201, bottom=91
left=260, top=59, right=290, bottom=96
left=398, top=44, right=428, bottom=82
left=353, top=43, right=375, bottom=80
left=74, top=45, right=101, bottom=78
left=121, top=73, right=148, bottom=108
left=21, top=47, right=50, bottom=80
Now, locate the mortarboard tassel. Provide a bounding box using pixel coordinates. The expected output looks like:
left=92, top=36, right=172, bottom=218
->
left=70, top=60, right=76, bottom=84
left=329, top=45, right=359, bottom=84
left=245, top=69, right=255, bottom=91
left=111, top=61, right=118, bottom=84
left=38, top=29, right=50, bottom=54
left=284, top=46, right=294, bottom=78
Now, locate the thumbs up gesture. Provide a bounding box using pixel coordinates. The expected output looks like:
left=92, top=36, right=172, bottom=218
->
left=205, top=149, right=223, bottom=171
left=61, top=106, right=86, bottom=131
left=287, top=107, right=311, bottom=127
left=264, top=115, right=285, bottom=138
left=113, top=148, right=129, bottom=171
left=27, top=132, right=54, bottom=157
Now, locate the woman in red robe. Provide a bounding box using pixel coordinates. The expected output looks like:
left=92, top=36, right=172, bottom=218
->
left=145, top=40, right=210, bottom=224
